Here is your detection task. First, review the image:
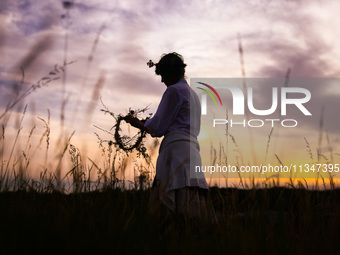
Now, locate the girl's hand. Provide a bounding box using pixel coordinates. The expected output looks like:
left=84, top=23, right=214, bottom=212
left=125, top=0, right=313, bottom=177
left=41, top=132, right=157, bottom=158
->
left=126, top=117, right=140, bottom=128
left=125, top=117, right=148, bottom=132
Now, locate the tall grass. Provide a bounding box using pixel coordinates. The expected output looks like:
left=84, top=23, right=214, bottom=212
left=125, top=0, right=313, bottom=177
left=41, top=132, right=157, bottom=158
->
left=0, top=183, right=339, bottom=254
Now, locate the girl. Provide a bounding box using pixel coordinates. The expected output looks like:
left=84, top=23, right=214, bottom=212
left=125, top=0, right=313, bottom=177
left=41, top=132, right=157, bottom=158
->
left=127, top=52, right=216, bottom=223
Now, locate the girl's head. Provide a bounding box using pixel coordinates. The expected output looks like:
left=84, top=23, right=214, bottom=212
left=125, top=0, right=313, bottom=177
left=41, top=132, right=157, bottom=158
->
left=148, top=52, right=187, bottom=85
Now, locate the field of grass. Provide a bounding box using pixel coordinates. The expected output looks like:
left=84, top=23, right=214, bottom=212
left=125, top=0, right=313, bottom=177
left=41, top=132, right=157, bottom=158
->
left=0, top=186, right=339, bottom=254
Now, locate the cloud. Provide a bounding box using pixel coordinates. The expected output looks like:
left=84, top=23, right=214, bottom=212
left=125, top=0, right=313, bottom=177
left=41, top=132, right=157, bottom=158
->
left=1, top=1, right=61, bottom=36
left=233, top=0, right=340, bottom=78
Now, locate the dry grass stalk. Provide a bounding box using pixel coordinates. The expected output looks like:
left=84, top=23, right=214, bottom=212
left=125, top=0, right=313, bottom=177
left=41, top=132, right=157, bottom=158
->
left=265, top=127, right=274, bottom=161
left=237, top=33, right=257, bottom=165
left=304, top=137, right=314, bottom=161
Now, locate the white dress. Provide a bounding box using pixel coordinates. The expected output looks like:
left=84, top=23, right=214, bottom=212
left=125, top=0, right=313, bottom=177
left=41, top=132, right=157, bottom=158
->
left=145, top=79, right=214, bottom=221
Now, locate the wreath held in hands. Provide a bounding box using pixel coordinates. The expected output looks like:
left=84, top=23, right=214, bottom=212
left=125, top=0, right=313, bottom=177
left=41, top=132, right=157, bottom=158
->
left=99, top=105, right=152, bottom=160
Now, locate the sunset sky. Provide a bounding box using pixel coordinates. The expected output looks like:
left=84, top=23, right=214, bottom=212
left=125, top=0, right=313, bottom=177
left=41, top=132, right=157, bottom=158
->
left=1, top=0, right=340, bottom=187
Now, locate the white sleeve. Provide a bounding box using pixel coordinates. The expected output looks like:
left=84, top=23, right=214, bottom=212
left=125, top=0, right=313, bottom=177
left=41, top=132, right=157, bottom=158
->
left=144, top=86, right=182, bottom=137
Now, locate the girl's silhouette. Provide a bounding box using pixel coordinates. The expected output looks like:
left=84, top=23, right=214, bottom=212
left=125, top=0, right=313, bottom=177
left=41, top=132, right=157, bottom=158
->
left=127, top=52, right=216, bottom=223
